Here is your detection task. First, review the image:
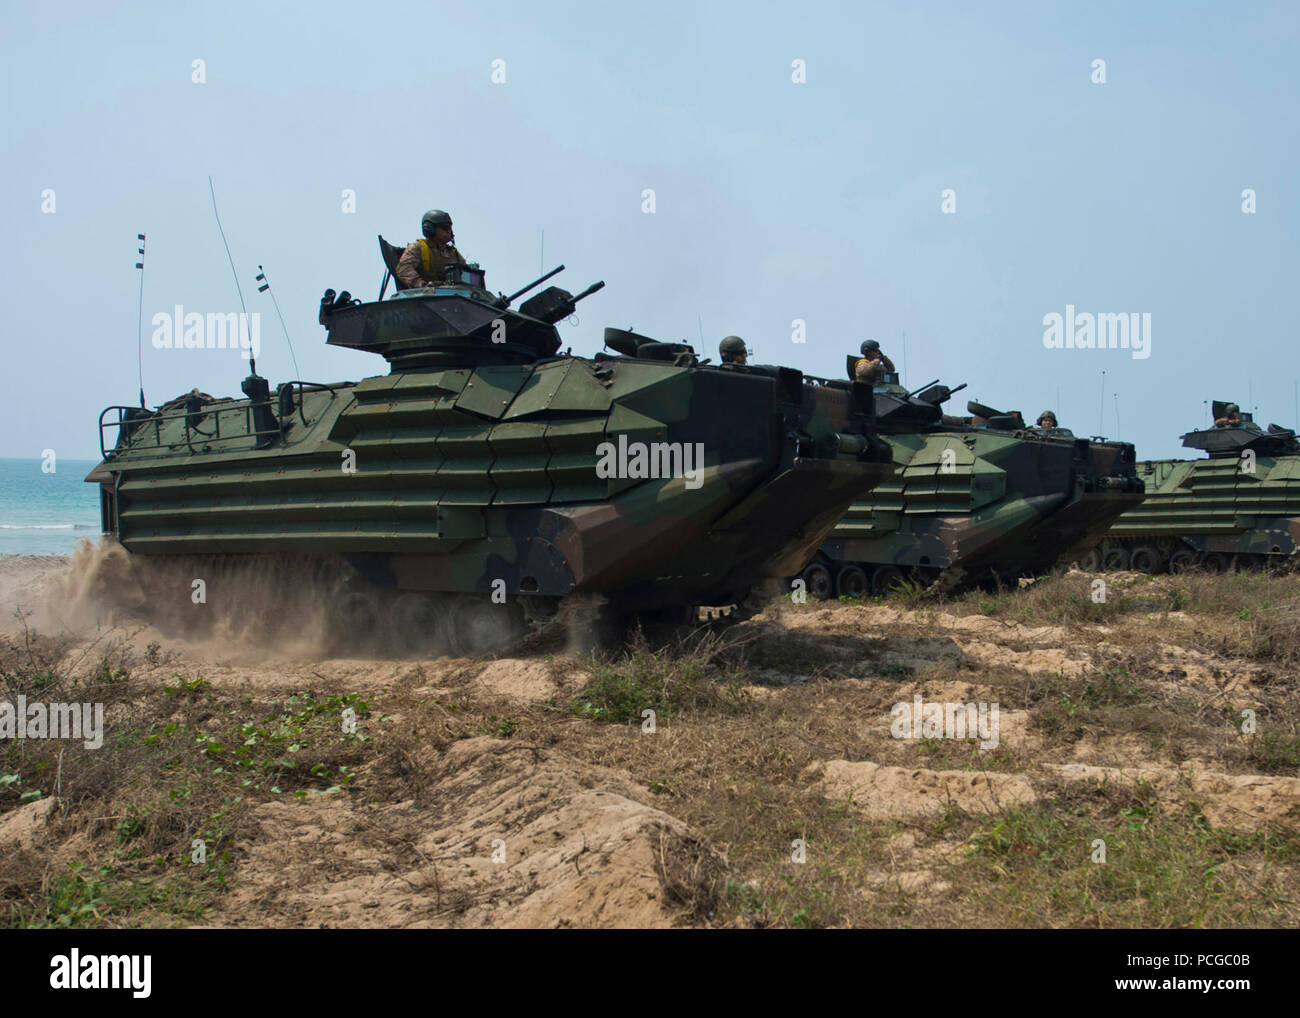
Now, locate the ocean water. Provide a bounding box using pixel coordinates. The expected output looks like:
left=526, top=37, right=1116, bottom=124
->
left=0, top=458, right=104, bottom=556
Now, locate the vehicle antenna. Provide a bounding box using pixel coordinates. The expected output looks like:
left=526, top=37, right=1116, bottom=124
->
left=134, top=232, right=147, bottom=408
left=1099, top=369, right=1106, bottom=436
left=1113, top=392, right=1120, bottom=438
left=697, top=313, right=704, bottom=348
left=255, top=264, right=301, bottom=380
left=208, top=176, right=254, bottom=374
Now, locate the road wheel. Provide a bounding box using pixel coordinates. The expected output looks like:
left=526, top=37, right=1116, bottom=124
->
left=391, top=592, right=450, bottom=656
left=448, top=597, right=525, bottom=657
left=800, top=563, right=833, bottom=602
left=1102, top=546, right=1131, bottom=571
left=1129, top=545, right=1164, bottom=574
left=835, top=564, right=869, bottom=598
left=1078, top=547, right=1103, bottom=572
left=1168, top=549, right=1199, bottom=573
left=1204, top=553, right=1231, bottom=573
left=872, top=565, right=905, bottom=596
left=326, top=591, right=387, bottom=656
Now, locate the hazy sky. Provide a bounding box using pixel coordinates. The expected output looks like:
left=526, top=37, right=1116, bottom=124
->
left=2, top=0, right=1296, bottom=461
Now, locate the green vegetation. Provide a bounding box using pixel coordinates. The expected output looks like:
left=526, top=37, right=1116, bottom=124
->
left=1245, top=732, right=1300, bottom=774
left=574, top=629, right=749, bottom=724
left=958, top=792, right=1300, bottom=928
left=0, top=627, right=384, bottom=928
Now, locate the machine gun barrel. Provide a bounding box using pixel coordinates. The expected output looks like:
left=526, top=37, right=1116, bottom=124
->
left=570, top=280, right=606, bottom=303
left=950, top=382, right=968, bottom=396
left=909, top=378, right=941, bottom=398
left=505, top=264, right=565, bottom=305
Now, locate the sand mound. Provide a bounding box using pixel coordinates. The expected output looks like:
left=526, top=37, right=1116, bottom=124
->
left=1047, top=762, right=1300, bottom=830
left=213, top=737, right=725, bottom=928
left=472, top=659, right=579, bottom=702
left=0, top=797, right=58, bottom=851
left=805, top=759, right=1037, bottom=819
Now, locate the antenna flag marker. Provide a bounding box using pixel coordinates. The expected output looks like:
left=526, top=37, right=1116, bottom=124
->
left=254, top=262, right=302, bottom=379
left=134, top=231, right=148, bottom=409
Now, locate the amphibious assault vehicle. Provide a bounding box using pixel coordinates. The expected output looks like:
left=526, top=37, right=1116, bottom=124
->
left=88, top=246, right=893, bottom=654
left=1082, top=400, right=1300, bottom=572
left=796, top=370, right=1145, bottom=597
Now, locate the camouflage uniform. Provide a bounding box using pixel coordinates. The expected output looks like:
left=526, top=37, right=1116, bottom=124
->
left=854, top=352, right=895, bottom=383
left=395, top=238, right=467, bottom=289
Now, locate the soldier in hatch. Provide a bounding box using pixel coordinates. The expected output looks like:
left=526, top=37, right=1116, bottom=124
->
left=1214, top=403, right=1242, bottom=428
left=1037, top=410, right=1058, bottom=430
left=395, top=209, right=467, bottom=289
left=853, top=339, right=896, bottom=383
left=719, top=335, right=749, bottom=366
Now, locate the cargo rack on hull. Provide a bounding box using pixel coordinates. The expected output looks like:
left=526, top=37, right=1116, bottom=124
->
left=98, top=380, right=346, bottom=459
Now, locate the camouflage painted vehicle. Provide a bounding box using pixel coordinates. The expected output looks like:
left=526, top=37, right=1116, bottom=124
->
left=1082, top=400, right=1300, bottom=573
left=88, top=252, right=893, bottom=654
left=797, top=370, right=1145, bottom=597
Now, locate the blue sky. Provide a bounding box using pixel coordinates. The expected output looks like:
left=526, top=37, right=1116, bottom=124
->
left=2, top=0, right=1296, bottom=460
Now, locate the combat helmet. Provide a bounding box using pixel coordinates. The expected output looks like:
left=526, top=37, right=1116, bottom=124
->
left=860, top=339, right=881, bottom=356
left=720, top=335, right=747, bottom=361
left=1037, top=410, right=1057, bottom=426
left=421, top=209, right=453, bottom=238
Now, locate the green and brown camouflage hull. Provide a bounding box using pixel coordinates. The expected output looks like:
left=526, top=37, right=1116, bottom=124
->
left=91, top=354, right=892, bottom=614
left=1083, top=454, right=1300, bottom=572
left=809, top=429, right=1143, bottom=594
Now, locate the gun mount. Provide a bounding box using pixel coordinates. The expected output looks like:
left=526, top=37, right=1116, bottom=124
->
left=320, top=264, right=605, bottom=371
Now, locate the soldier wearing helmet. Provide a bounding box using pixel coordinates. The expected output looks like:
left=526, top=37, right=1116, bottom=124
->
left=1214, top=403, right=1242, bottom=428
left=853, top=339, right=895, bottom=383
left=395, top=209, right=467, bottom=289
left=1036, top=410, right=1058, bottom=429
left=719, top=335, right=748, bottom=366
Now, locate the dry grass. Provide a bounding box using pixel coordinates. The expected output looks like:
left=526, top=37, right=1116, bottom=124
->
left=0, top=620, right=392, bottom=927
left=4, top=562, right=1298, bottom=928
left=0, top=625, right=247, bottom=926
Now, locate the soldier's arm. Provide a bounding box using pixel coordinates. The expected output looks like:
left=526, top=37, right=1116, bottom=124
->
left=395, top=243, right=424, bottom=289
left=451, top=245, right=467, bottom=266
left=881, top=354, right=896, bottom=373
